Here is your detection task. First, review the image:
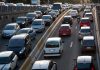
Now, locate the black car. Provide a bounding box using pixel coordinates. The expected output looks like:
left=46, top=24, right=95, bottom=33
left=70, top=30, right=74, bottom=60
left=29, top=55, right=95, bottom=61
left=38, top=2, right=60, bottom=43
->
left=16, top=16, right=29, bottom=28
left=62, top=15, right=73, bottom=25
left=7, top=34, right=32, bottom=58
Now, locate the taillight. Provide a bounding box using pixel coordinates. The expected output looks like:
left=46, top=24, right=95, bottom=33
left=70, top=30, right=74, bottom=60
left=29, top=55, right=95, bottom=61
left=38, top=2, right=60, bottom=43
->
left=74, top=66, right=77, bottom=70
left=91, top=65, right=95, bottom=70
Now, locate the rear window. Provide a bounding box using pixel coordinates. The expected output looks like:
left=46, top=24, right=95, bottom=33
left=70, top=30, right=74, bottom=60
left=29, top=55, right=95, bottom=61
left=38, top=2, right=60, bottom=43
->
left=85, top=14, right=92, bottom=17
left=60, top=26, right=69, bottom=29
left=32, top=21, right=42, bottom=25
left=81, top=19, right=89, bottom=22
left=77, top=63, right=91, bottom=69
left=46, top=41, right=59, bottom=48
left=80, top=29, right=90, bottom=33
left=83, top=40, right=95, bottom=46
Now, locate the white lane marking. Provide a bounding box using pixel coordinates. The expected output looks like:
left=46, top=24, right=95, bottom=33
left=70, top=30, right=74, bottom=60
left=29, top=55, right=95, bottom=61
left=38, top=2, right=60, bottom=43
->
left=70, top=41, right=73, bottom=48
left=75, top=26, right=77, bottom=29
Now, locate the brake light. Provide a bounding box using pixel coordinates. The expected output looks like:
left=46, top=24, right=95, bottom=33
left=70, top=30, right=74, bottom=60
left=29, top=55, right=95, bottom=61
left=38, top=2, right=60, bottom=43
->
left=91, top=65, right=95, bottom=70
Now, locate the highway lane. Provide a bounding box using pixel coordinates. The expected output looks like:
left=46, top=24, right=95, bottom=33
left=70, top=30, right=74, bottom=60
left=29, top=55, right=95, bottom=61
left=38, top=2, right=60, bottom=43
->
left=38, top=15, right=99, bottom=70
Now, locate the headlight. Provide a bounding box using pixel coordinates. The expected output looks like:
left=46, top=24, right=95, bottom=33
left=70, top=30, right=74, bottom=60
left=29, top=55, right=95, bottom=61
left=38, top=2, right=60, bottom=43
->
left=19, top=48, right=25, bottom=54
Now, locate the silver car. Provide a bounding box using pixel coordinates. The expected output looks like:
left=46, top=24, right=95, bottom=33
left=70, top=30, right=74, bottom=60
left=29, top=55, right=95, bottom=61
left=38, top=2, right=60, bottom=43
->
left=2, top=23, right=20, bottom=38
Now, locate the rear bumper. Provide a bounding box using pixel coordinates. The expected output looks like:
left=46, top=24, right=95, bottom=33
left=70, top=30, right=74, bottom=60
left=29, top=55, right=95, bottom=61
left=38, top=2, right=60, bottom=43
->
left=44, top=53, right=61, bottom=57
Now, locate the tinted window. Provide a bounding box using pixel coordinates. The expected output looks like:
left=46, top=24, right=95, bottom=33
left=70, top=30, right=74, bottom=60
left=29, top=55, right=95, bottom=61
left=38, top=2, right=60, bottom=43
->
left=42, top=16, right=51, bottom=19
left=81, top=19, right=89, bottom=22
left=52, top=4, right=62, bottom=10
left=77, top=63, right=91, bottom=70
left=9, top=39, right=25, bottom=47
left=16, top=18, right=25, bottom=22
left=60, top=26, right=69, bottom=29
left=17, top=29, right=28, bottom=34
left=80, top=29, right=90, bottom=33
left=83, top=40, right=95, bottom=46
left=0, top=57, right=12, bottom=64
left=32, top=21, right=42, bottom=25
left=4, top=25, right=15, bottom=30
left=27, top=14, right=35, bottom=17
left=46, top=41, right=59, bottom=48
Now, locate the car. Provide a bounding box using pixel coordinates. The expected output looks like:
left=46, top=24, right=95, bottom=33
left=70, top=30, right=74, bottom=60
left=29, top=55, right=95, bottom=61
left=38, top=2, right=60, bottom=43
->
left=32, top=60, right=57, bottom=70
left=83, top=8, right=91, bottom=16
left=81, top=36, right=96, bottom=52
left=42, top=15, right=53, bottom=26
left=51, top=10, right=60, bottom=16
left=7, top=34, right=32, bottom=58
left=74, top=56, right=95, bottom=70
left=44, top=37, right=64, bottom=57
left=48, top=11, right=57, bottom=20
left=34, top=11, right=42, bottom=18
left=59, top=24, right=71, bottom=36
left=16, top=28, right=36, bottom=40
left=79, top=17, right=91, bottom=27
left=2, top=23, right=20, bottom=38
left=16, top=16, right=29, bottom=28
left=26, top=12, right=36, bottom=24
left=62, top=15, right=73, bottom=25
left=31, top=19, right=45, bottom=32
left=84, top=12, right=93, bottom=22
left=78, top=26, right=92, bottom=40
left=0, top=51, right=18, bottom=70
left=69, top=10, right=78, bottom=18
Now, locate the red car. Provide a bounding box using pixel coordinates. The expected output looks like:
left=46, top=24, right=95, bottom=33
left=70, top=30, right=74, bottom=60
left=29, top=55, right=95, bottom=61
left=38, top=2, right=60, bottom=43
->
left=79, top=17, right=91, bottom=27
left=59, top=24, right=71, bottom=36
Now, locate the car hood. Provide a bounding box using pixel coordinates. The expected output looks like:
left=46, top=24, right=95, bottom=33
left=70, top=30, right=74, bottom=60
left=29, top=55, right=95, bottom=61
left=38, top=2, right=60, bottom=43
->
left=0, top=64, right=9, bottom=70
left=3, top=30, right=16, bottom=34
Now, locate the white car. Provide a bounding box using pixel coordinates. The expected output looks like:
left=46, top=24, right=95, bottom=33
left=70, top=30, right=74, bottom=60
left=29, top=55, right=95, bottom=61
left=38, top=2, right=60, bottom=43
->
left=69, top=10, right=78, bottom=18
left=31, top=19, right=45, bottom=32
left=32, top=60, right=57, bottom=70
left=84, top=12, right=93, bottom=22
left=0, top=51, right=18, bottom=70
left=44, top=37, right=64, bottom=57
left=2, top=23, right=20, bottom=38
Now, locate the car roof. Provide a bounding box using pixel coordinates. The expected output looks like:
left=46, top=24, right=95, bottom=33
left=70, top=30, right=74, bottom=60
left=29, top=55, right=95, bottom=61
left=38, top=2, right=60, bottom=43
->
left=61, top=24, right=70, bottom=27
left=6, top=23, right=18, bottom=26
left=11, top=34, right=28, bottom=40
left=47, top=37, right=61, bottom=42
left=20, top=28, right=32, bottom=30
left=83, top=36, right=94, bottom=40
left=42, top=15, right=51, bottom=17
left=34, top=19, right=43, bottom=21
left=85, top=12, right=92, bottom=14
left=17, top=16, right=27, bottom=18
left=0, top=51, right=13, bottom=57
left=32, top=60, right=51, bottom=69
left=81, top=26, right=90, bottom=29
left=77, top=56, right=92, bottom=63
left=64, top=15, right=72, bottom=18
left=81, top=17, right=89, bottom=20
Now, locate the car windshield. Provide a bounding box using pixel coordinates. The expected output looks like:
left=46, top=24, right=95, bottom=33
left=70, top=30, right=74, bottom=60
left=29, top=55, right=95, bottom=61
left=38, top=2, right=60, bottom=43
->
left=17, top=30, right=28, bottom=34
left=46, top=41, right=59, bottom=48
left=27, top=14, right=35, bottom=17
left=77, top=63, right=91, bottom=69
left=0, top=57, right=11, bottom=64
left=83, top=40, right=95, bottom=46
left=32, top=21, right=41, bottom=25
left=42, top=16, right=51, bottom=19
left=4, top=25, right=15, bottom=30
left=80, top=29, right=90, bottom=33
left=16, top=18, right=25, bottom=22
left=9, top=39, right=25, bottom=47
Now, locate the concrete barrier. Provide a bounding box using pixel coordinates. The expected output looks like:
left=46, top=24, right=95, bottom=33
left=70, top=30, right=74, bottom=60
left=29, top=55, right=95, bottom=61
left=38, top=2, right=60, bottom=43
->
left=20, top=10, right=70, bottom=70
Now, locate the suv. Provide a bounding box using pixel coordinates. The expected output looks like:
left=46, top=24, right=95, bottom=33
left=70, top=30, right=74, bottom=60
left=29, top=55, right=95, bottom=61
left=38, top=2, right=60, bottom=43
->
left=32, top=60, right=57, bottom=70
left=44, top=37, right=64, bottom=57
left=62, top=15, right=73, bottom=25
left=81, top=36, right=96, bottom=52
left=0, top=51, right=18, bottom=70
left=7, top=34, right=32, bottom=58
left=78, top=26, right=92, bottom=40
left=84, top=12, right=93, bottom=22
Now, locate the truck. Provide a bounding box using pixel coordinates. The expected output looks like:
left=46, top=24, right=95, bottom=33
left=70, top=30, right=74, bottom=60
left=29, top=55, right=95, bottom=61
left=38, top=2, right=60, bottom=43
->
left=31, top=0, right=40, bottom=5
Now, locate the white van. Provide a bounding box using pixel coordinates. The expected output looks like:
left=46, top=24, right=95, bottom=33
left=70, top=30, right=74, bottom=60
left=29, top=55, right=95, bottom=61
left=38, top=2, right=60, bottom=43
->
left=44, top=37, right=64, bottom=57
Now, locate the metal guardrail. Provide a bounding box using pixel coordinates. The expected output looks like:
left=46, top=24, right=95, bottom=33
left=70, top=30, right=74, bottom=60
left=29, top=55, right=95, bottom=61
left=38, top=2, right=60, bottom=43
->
left=20, top=10, right=70, bottom=70
left=93, top=6, right=100, bottom=70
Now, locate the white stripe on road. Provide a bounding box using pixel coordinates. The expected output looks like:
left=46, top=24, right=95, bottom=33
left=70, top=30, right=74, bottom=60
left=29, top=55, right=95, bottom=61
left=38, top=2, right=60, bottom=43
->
left=70, top=41, right=73, bottom=48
